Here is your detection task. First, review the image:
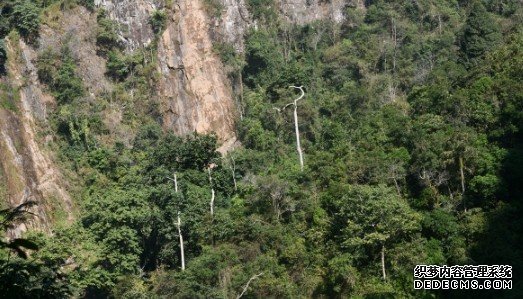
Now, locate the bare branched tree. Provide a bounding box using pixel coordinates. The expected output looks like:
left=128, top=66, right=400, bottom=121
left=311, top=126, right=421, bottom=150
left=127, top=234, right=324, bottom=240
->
left=282, top=86, right=305, bottom=171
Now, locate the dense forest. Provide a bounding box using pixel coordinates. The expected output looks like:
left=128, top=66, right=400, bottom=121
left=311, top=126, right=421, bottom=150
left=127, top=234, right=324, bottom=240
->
left=0, top=0, right=522, bottom=298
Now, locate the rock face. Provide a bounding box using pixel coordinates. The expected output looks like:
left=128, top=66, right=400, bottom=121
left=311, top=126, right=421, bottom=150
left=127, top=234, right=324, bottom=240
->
left=278, top=0, right=347, bottom=24
left=214, top=0, right=251, bottom=52
left=157, top=0, right=237, bottom=144
left=94, top=0, right=351, bottom=145
left=94, top=0, right=164, bottom=51
left=95, top=0, right=238, bottom=145
left=0, top=39, right=74, bottom=238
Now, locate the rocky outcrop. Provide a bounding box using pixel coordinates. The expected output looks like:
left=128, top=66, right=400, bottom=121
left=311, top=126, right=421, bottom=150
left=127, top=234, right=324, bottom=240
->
left=157, top=0, right=237, bottom=144
left=0, top=38, right=73, bottom=238
left=94, top=0, right=164, bottom=51
left=278, top=0, right=347, bottom=24
left=93, top=0, right=353, bottom=147
left=214, top=0, right=251, bottom=52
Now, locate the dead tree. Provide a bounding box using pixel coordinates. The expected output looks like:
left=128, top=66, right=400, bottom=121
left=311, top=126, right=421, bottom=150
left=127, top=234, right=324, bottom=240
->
left=381, top=244, right=387, bottom=281
left=176, top=211, right=185, bottom=271
left=236, top=272, right=264, bottom=299
left=167, top=172, right=184, bottom=270
left=224, top=153, right=238, bottom=192
left=208, top=164, right=217, bottom=216
left=282, top=86, right=305, bottom=171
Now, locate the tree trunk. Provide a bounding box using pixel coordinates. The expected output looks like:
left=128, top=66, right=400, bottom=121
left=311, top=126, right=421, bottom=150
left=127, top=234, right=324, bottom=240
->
left=230, top=156, right=237, bottom=191
left=208, top=168, right=215, bottom=216
left=174, top=172, right=178, bottom=193
left=381, top=244, right=387, bottom=281
left=177, top=212, right=185, bottom=271
left=294, top=104, right=304, bottom=171
left=459, top=156, right=466, bottom=212
left=459, top=156, right=465, bottom=194
left=393, top=177, right=401, bottom=197
left=210, top=188, right=215, bottom=216
left=238, top=71, right=244, bottom=121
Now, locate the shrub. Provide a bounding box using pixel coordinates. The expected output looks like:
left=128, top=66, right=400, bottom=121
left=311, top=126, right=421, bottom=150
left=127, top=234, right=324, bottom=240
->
left=11, top=0, right=40, bottom=41
left=0, top=39, right=6, bottom=74
left=96, top=10, right=121, bottom=54
left=53, top=51, right=84, bottom=104
left=105, top=50, right=143, bottom=81
left=77, top=0, right=95, bottom=11
left=149, top=10, right=166, bottom=35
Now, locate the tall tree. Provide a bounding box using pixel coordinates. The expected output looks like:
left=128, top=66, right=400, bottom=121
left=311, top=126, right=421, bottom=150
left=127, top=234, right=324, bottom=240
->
left=461, top=0, right=501, bottom=62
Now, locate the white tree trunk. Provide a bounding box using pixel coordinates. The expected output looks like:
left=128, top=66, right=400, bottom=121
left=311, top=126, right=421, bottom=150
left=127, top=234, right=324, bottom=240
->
left=174, top=172, right=178, bottom=193
left=289, top=86, right=305, bottom=171
left=294, top=104, right=304, bottom=171
left=177, top=212, right=185, bottom=271
left=381, top=244, right=386, bottom=281
left=208, top=168, right=215, bottom=216
left=210, top=188, right=215, bottom=216
left=236, top=272, right=263, bottom=299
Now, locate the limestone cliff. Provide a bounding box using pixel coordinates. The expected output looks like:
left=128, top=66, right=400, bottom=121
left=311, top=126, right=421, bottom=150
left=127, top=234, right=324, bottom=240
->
left=94, top=0, right=353, bottom=146
left=0, top=38, right=73, bottom=238
left=157, top=0, right=237, bottom=145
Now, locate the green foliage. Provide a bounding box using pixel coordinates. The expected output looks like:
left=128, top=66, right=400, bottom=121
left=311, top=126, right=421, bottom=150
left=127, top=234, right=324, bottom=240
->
left=76, top=0, right=95, bottom=11
left=148, top=12, right=166, bottom=37
left=461, top=0, right=502, bottom=62
left=105, top=50, right=143, bottom=81
left=11, top=0, right=40, bottom=41
left=96, top=10, right=121, bottom=54
left=246, top=0, right=277, bottom=21
left=52, top=50, right=84, bottom=104
left=149, top=9, right=167, bottom=35
left=0, top=39, right=6, bottom=74
left=0, top=82, right=20, bottom=112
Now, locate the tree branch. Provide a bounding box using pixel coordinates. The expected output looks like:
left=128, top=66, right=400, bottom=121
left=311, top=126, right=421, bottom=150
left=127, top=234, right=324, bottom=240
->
left=236, top=272, right=264, bottom=299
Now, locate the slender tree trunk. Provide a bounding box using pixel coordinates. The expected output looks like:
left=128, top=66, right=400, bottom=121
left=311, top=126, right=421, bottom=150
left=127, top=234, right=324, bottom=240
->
left=381, top=244, right=387, bottom=281
left=173, top=173, right=184, bottom=271
left=230, top=156, right=237, bottom=191
left=459, top=156, right=466, bottom=212
left=391, top=17, right=397, bottom=73
left=294, top=104, right=304, bottom=171
left=177, top=212, right=185, bottom=271
left=208, top=168, right=215, bottom=216
left=236, top=272, right=263, bottom=299
left=238, top=71, right=244, bottom=121
left=393, top=177, right=401, bottom=197
left=174, top=172, right=178, bottom=193
left=459, top=156, right=465, bottom=194
left=210, top=189, right=215, bottom=216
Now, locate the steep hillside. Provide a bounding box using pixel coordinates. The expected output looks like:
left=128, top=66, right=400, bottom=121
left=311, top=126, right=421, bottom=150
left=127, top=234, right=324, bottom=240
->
left=0, top=0, right=521, bottom=298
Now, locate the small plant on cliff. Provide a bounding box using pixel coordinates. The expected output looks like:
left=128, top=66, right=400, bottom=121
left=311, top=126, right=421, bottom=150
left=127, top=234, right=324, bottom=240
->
left=149, top=9, right=167, bottom=35
left=105, top=50, right=143, bottom=81
left=53, top=50, right=84, bottom=104
left=96, top=10, right=122, bottom=55
left=0, top=39, right=6, bottom=74
left=202, top=0, right=224, bottom=18
left=76, top=0, right=95, bottom=11
left=11, top=0, right=41, bottom=42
